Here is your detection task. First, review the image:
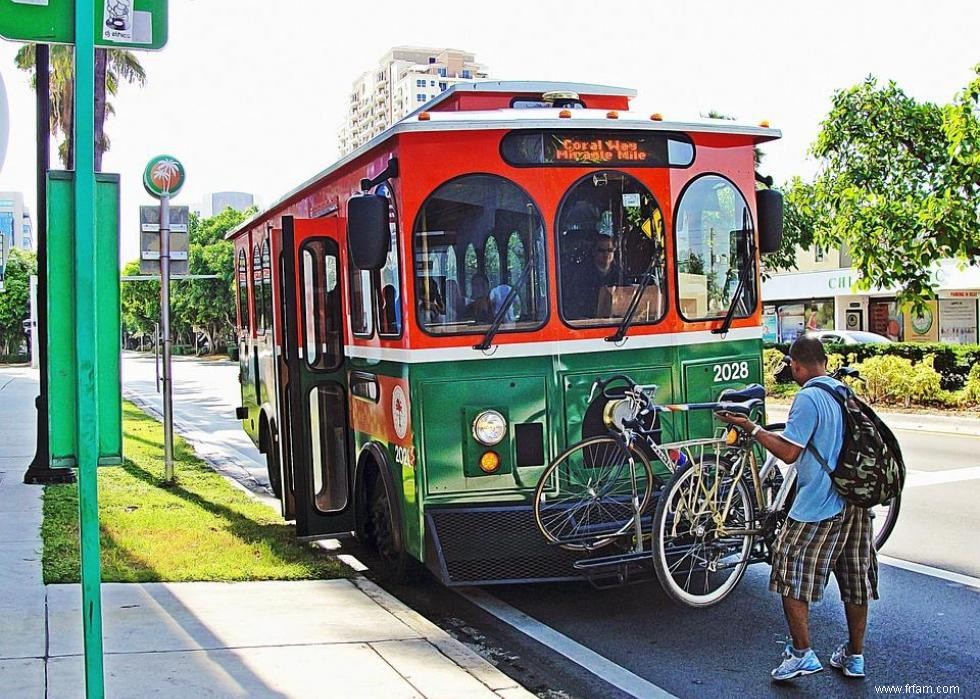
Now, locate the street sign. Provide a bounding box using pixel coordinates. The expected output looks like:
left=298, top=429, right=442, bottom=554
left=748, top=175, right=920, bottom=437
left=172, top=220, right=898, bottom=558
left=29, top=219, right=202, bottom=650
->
left=143, top=154, right=185, bottom=198
left=0, top=0, right=169, bottom=49
left=139, top=204, right=187, bottom=274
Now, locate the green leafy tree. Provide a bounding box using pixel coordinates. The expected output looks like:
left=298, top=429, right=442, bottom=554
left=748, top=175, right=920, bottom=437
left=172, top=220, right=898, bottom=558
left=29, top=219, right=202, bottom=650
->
left=15, top=45, right=146, bottom=170
left=807, top=67, right=980, bottom=305
left=0, top=249, right=37, bottom=356
left=119, top=259, right=159, bottom=348
left=763, top=177, right=822, bottom=275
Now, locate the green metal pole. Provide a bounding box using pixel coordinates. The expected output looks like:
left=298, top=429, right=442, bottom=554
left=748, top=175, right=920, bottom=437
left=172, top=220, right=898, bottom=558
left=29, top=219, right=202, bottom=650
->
left=74, top=0, right=106, bottom=696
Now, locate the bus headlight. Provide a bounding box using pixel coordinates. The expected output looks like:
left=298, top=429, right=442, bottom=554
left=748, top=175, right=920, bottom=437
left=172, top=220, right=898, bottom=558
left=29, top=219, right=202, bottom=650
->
left=472, top=410, right=507, bottom=446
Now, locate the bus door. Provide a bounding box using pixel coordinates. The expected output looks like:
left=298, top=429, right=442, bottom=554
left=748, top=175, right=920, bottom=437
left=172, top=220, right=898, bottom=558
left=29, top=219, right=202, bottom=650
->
left=281, top=215, right=356, bottom=539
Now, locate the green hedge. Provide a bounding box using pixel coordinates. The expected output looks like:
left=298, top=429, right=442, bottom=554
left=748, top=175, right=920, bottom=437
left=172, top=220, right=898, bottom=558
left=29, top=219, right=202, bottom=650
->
left=764, top=342, right=980, bottom=390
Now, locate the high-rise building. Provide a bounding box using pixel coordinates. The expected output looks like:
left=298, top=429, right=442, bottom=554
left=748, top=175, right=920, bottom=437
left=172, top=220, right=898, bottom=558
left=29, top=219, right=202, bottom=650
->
left=199, top=191, right=255, bottom=217
left=338, top=46, right=488, bottom=155
left=0, top=191, right=33, bottom=252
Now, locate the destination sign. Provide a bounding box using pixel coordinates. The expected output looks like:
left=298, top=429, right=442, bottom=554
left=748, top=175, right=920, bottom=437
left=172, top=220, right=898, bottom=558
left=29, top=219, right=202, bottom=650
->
left=501, top=130, right=694, bottom=168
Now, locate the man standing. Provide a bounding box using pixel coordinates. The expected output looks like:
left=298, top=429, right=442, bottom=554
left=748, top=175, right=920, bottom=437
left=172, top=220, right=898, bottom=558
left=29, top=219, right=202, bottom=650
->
left=718, top=335, right=878, bottom=682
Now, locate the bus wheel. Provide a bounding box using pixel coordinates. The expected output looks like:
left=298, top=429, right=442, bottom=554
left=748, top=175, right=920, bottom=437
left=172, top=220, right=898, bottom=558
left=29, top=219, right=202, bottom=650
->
left=368, top=471, right=421, bottom=584
left=262, top=428, right=282, bottom=499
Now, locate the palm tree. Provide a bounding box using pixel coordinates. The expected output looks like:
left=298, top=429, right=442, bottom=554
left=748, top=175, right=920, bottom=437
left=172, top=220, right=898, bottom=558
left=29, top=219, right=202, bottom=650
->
left=15, top=45, right=146, bottom=171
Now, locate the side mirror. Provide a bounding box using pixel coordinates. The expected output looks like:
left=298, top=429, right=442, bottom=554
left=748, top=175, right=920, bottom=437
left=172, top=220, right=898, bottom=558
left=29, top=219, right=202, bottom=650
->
left=347, top=195, right=390, bottom=270
left=756, top=188, right=784, bottom=254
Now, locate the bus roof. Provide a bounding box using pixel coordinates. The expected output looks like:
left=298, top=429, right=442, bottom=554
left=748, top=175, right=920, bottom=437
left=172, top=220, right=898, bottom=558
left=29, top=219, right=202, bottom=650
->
left=227, top=81, right=781, bottom=240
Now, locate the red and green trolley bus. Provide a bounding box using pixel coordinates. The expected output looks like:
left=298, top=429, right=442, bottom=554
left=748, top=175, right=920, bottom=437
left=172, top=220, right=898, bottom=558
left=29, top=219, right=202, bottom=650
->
left=228, top=81, right=783, bottom=585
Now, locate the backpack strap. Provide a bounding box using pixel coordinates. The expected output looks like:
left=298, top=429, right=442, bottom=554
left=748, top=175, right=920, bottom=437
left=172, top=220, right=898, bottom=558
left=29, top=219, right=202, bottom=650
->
left=799, top=382, right=847, bottom=478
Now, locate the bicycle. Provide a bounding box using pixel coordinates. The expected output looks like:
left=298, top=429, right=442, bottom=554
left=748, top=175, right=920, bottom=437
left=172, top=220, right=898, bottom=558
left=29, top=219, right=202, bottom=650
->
left=533, top=373, right=766, bottom=556
left=533, top=368, right=901, bottom=606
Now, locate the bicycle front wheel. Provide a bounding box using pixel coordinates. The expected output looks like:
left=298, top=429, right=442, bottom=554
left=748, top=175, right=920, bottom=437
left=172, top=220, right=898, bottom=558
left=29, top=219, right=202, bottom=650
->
left=534, top=436, right=655, bottom=551
left=653, top=460, right=755, bottom=607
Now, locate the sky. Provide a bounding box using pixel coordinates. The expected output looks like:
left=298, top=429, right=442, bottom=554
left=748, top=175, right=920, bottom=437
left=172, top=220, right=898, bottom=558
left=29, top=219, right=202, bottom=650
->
left=0, top=0, right=978, bottom=266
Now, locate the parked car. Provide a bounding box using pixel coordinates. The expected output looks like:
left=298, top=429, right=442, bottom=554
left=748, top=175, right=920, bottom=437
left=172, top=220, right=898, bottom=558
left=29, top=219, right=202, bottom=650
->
left=810, top=330, right=893, bottom=345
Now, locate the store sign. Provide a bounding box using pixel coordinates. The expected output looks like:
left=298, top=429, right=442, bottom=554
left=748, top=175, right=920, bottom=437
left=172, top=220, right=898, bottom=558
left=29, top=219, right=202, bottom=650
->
left=939, top=299, right=978, bottom=345
left=903, top=300, right=939, bottom=343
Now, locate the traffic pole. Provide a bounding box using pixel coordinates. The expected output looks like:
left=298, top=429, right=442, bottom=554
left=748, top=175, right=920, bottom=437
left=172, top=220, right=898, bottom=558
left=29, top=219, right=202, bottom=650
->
left=73, top=0, right=107, bottom=694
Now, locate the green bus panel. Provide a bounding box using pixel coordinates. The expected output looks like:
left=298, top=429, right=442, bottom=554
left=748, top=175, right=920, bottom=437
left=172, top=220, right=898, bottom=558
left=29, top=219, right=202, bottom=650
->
left=47, top=171, right=122, bottom=467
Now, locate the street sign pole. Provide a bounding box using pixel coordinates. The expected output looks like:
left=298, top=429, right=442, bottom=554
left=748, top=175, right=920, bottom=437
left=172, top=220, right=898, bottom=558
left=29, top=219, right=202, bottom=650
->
left=73, top=0, right=107, bottom=695
left=160, top=191, right=174, bottom=481
left=143, top=155, right=185, bottom=484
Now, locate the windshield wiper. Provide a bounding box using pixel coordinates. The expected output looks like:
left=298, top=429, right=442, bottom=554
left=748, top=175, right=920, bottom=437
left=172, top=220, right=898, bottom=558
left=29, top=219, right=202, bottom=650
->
left=606, top=266, right=657, bottom=343
left=712, top=228, right=754, bottom=336
left=474, top=262, right=534, bottom=351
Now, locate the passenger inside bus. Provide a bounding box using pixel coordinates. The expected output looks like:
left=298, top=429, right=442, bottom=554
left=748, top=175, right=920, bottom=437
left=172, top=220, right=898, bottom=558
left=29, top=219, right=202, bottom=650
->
left=418, top=277, right=446, bottom=323
left=380, top=284, right=400, bottom=334
left=558, top=172, right=667, bottom=326
left=464, top=273, right=493, bottom=323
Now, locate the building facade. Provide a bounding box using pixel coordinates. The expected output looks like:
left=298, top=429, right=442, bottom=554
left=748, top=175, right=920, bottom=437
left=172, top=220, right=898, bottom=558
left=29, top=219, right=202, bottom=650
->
left=338, top=46, right=488, bottom=155
left=0, top=191, right=33, bottom=252
left=762, top=246, right=980, bottom=345
left=199, top=191, right=255, bottom=217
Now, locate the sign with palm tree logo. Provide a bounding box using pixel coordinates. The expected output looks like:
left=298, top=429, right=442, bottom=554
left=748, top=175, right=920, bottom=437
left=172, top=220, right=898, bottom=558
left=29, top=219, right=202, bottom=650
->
left=143, top=154, right=184, bottom=198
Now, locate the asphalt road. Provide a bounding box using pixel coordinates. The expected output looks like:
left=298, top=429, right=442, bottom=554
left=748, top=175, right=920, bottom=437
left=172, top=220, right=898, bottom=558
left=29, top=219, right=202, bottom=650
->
left=122, top=353, right=980, bottom=698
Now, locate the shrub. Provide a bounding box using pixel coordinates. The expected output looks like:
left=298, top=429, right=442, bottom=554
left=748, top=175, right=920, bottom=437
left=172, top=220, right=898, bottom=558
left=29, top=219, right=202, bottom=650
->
left=764, top=341, right=980, bottom=390
left=960, top=364, right=980, bottom=407
left=763, top=348, right=785, bottom=393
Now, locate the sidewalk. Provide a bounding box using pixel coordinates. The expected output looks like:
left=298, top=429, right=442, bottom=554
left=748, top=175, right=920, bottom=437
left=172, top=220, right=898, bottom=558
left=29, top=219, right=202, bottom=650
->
left=766, top=399, right=980, bottom=436
left=0, top=365, right=534, bottom=699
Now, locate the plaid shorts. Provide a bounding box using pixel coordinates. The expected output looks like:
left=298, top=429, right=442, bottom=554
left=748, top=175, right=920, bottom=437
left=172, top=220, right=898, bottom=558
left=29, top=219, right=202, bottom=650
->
left=769, top=504, right=880, bottom=605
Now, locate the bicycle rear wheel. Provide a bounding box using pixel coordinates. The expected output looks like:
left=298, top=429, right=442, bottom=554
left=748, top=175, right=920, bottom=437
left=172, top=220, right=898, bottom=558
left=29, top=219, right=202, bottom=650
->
left=534, top=436, right=656, bottom=551
left=653, top=459, right=755, bottom=607
left=871, top=494, right=901, bottom=550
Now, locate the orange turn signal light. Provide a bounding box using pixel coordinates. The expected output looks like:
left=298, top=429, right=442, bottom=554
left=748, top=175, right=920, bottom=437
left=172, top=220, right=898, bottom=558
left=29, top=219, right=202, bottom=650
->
left=650, top=113, right=664, bottom=121
left=479, top=451, right=501, bottom=473
left=418, top=111, right=431, bottom=121
left=559, top=109, right=572, bottom=119
left=759, top=119, right=770, bottom=128
left=606, top=111, right=619, bottom=119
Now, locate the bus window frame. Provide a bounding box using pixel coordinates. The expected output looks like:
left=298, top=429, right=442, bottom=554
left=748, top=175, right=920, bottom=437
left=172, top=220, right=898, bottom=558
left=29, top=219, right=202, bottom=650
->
left=252, top=244, right=266, bottom=336
left=554, top=169, right=670, bottom=330
left=237, top=247, right=250, bottom=333
left=671, top=172, right=758, bottom=324
left=261, top=238, right=273, bottom=334
left=376, top=184, right=404, bottom=340
left=410, top=172, right=551, bottom=339
left=299, top=238, right=343, bottom=373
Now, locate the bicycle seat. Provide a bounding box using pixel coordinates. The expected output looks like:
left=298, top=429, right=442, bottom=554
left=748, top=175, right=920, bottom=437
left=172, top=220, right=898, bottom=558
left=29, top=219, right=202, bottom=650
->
left=717, top=383, right=765, bottom=404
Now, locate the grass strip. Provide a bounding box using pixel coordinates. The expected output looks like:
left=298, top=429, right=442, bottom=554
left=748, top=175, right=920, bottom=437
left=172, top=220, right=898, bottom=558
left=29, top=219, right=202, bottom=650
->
left=41, top=401, right=348, bottom=583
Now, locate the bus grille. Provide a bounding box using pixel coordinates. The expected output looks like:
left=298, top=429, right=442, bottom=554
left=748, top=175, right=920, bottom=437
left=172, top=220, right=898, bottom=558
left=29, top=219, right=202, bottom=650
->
left=426, top=505, right=583, bottom=585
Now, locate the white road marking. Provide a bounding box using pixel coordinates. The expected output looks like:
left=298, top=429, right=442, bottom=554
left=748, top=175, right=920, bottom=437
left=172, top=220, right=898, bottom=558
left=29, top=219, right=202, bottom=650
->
left=457, top=587, right=677, bottom=699
left=878, top=556, right=980, bottom=589
left=905, top=466, right=980, bottom=488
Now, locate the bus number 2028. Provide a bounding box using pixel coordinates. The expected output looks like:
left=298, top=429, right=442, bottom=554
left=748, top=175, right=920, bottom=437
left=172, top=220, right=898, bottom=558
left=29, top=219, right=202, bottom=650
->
left=713, top=361, right=749, bottom=383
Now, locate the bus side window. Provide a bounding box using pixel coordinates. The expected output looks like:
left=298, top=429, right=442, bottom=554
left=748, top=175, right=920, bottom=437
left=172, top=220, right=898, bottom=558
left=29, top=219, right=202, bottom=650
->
left=237, top=248, right=250, bottom=332
left=252, top=245, right=265, bottom=335
left=301, top=240, right=342, bottom=371
left=376, top=197, right=401, bottom=336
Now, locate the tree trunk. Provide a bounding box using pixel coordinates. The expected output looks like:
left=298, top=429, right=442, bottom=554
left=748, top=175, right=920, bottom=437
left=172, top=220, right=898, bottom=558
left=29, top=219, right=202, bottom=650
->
left=93, top=48, right=107, bottom=172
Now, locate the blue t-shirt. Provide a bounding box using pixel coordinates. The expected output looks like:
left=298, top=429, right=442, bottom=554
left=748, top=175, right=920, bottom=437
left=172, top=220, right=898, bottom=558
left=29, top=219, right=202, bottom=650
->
left=781, top=376, right=847, bottom=522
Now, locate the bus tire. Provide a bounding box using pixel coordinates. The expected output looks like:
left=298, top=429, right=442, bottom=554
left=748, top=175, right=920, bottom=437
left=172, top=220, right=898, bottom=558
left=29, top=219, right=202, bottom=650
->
left=367, top=470, right=421, bottom=584
left=260, top=417, right=283, bottom=499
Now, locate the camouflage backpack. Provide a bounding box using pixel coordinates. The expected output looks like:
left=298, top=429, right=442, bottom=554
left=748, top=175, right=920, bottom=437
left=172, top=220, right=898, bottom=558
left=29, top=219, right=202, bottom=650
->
left=805, top=383, right=906, bottom=508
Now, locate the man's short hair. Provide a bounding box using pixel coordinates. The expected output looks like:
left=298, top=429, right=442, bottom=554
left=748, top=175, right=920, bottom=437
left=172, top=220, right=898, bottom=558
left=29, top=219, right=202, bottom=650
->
left=789, top=334, right=827, bottom=365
